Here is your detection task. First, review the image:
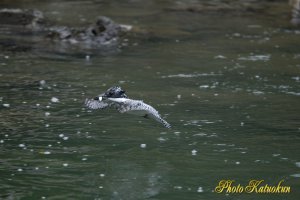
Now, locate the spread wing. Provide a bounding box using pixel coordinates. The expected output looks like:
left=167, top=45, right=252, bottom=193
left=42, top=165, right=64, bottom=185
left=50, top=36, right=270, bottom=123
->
left=84, top=98, right=110, bottom=110
left=146, top=111, right=172, bottom=129
left=114, top=99, right=172, bottom=128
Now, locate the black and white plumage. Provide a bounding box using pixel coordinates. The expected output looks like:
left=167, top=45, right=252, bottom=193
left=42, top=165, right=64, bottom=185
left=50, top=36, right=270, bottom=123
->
left=85, top=86, right=171, bottom=128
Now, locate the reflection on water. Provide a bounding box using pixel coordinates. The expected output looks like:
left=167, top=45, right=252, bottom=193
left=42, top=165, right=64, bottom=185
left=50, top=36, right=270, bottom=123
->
left=1, top=0, right=300, bottom=200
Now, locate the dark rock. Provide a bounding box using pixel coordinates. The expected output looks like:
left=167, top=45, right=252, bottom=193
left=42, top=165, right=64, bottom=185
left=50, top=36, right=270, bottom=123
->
left=0, top=8, right=45, bottom=30
left=47, top=16, right=132, bottom=48
left=0, top=9, right=132, bottom=52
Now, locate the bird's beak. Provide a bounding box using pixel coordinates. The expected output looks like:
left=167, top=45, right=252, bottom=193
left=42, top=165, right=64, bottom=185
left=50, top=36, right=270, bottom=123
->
left=120, top=90, right=128, bottom=98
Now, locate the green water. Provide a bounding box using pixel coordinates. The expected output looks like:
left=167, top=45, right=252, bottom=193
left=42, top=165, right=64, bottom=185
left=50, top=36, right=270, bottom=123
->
left=0, top=1, right=300, bottom=200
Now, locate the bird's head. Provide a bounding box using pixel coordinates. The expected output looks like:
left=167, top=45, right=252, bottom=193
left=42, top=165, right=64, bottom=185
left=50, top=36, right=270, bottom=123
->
left=94, top=86, right=127, bottom=100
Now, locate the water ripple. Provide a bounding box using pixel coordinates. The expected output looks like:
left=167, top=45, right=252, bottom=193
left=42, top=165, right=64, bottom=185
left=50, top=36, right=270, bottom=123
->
left=161, top=73, right=222, bottom=78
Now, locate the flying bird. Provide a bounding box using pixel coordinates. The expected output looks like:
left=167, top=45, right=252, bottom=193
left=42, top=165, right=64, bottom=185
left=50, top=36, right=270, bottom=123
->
left=85, top=86, right=171, bottom=128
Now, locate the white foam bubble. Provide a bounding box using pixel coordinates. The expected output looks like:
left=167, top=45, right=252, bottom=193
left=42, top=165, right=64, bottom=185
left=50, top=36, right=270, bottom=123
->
left=214, top=55, right=226, bottom=59
left=51, top=97, right=59, bottom=103
left=191, top=149, right=197, bottom=156
left=290, top=174, right=300, bottom=178
left=3, top=103, right=10, bottom=108
left=162, top=73, right=222, bottom=78
left=197, top=186, right=204, bottom=192
left=199, top=85, right=209, bottom=89
left=45, top=112, right=50, bottom=117
left=174, top=186, right=183, bottom=190
left=40, top=80, right=46, bottom=86
left=238, top=54, right=270, bottom=61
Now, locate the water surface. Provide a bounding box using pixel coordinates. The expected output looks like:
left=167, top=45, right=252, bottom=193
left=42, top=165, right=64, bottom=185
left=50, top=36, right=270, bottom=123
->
left=0, top=1, right=300, bottom=200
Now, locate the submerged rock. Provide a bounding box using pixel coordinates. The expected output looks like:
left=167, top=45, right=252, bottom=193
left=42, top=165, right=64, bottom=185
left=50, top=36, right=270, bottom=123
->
left=0, top=8, right=45, bottom=30
left=47, top=16, right=132, bottom=48
left=0, top=9, right=132, bottom=52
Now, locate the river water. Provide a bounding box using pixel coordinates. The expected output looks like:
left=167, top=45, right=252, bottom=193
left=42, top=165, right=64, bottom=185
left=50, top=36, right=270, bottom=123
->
left=0, top=1, right=299, bottom=200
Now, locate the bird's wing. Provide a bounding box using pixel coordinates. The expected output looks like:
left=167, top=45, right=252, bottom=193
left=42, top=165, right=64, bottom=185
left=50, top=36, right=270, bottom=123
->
left=84, top=98, right=110, bottom=110
left=119, top=99, right=172, bottom=128
left=140, top=103, right=171, bottom=128
left=147, top=111, right=172, bottom=129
